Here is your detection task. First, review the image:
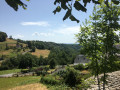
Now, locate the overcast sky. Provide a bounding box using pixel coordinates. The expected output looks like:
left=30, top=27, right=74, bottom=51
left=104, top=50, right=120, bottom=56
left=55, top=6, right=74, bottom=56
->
left=0, top=0, right=94, bottom=43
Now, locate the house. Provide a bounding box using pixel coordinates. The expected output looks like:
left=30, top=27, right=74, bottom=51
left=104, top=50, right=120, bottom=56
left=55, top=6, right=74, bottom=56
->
left=74, top=55, right=90, bottom=65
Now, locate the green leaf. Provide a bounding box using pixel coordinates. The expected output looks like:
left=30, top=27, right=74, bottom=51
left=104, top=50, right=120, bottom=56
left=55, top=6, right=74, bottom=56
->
left=69, top=15, right=79, bottom=23
left=92, top=0, right=100, bottom=4
left=54, top=0, right=61, bottom=5
left=112, top=0, right=120, bottom=5
left=5, top=0, right=27, bottom=11
left=98, top=0, right=104, bottom=4
left=61, top=0, right=68, bottom=10
left=63, top=9, right=71, bottom=21
left=53, top=6, right=61, bottom=14
left=74, top=1, right=87, bottom=12
left=83, top=0, right=91, bottom=7
left=105, top=0, right=109, bottom=7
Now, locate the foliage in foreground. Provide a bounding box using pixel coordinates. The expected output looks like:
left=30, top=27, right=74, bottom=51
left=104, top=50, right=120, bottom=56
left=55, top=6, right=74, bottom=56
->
left=40, top=67, right=91, bottom=89
left=76, top=2, right=120, bottom=90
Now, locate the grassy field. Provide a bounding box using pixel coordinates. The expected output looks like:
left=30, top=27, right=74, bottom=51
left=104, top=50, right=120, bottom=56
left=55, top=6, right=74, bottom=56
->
left=10, top=83, right=48, bottom=90
left=0, top=38, right=17, bottom=44
left=0, top=49, right=13, bottom=55
left=0, top=49, right=22, bottom=60
left=31, top=49, right=50, bottom=58
left=0, top=38, right=27, bottom=50
left=0, top=76, right=40, bottom=90
left=0, top=69, right=21, bottom=75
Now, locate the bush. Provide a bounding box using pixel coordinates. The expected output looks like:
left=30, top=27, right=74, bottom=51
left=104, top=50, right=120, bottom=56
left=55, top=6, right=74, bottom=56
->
left=1, top=60, right=14, bottom=70
left=35, top=67, right=49, bottom=76
left=57, top=70, right=66, bottom=77
left=0, top=65, right=9, bottom=70
left=114, top=61, right=120, bottom=70
left=63, top=67, right=82, bottom=87
left=21, top=69, right=29, bottom=73
left=74, top=64, right=85, bottom=70
left=36, top=71, right=47, bottom=76
left=40, top=75, right=60, bottom=85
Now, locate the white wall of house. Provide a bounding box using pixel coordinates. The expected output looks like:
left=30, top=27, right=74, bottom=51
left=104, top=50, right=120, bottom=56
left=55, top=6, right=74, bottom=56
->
left=74, top=55, right=90, bottom=65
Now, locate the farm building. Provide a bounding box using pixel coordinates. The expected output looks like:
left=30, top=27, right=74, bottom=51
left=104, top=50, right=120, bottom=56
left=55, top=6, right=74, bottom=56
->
left=74, top=55, right=90, bottom=65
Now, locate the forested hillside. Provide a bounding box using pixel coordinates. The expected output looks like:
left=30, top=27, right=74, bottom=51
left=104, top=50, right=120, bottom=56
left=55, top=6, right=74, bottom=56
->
left=17, top=39, right=81, bottom=65
left=0, top=32, right=81, bottom=70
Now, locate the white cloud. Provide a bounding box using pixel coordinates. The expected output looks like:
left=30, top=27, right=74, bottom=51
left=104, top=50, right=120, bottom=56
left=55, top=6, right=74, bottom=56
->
left=32, top=32, right=40, bottom=36
left=32, top=26, right=80, bottom=37
left=21, top=21, right=50, bottom=27
left=32, top=32, right=54, bottom=37
left=13, top=34, right=24, bottom=39
left=39, top=33, right=54, bottom=37
left=54, top=26, right=80, bottom=35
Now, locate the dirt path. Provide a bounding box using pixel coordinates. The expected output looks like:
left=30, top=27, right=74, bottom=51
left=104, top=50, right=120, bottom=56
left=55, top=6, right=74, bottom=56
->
left=9, top=83, right=48, bottom=90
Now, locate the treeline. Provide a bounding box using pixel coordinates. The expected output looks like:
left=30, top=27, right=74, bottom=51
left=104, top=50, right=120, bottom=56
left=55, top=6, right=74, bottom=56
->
left=18, top=40, right=81, bottom=64
left=17, top=39, right=81, bottom=51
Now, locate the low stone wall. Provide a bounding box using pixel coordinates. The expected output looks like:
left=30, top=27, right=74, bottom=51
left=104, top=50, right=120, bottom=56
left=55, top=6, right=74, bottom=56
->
left=0, top=72, right=34, bottom=78
left=87, top=70, right=120, bottom=90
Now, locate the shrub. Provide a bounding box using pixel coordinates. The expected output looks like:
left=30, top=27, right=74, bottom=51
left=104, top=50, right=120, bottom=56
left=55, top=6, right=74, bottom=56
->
left=21, top=69, right=29, bottom=73
left=0, top=65, right=9, bottom=70
left=74, top=64, right=85, bottom=70
left=57, top=70, right=66, bottom=77
left=114, top=61, right=120, bottom=70
left=35, top=67, right=49, bottom=76
left=63, top=67, right=82, bottom=87
left=40, top=75, right=60, bottom=85
left=36, top=71, right=47, bottom=76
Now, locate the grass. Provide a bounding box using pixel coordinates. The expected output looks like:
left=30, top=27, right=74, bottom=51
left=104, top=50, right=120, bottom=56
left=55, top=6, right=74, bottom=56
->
left=0, top=76, right=40, bottom=90
left=31, top=49, right=50, bottom=58
left=0, top=49, right=13, bottom=56
left=0, top=38, right=17, bottom=44
left=0, top=49, right=28, bottom=60
left=11, top=83, right=48, bottom=90
left=0, top=49, right=18, bottom=60
left=0, top=69, right=21, bottom=75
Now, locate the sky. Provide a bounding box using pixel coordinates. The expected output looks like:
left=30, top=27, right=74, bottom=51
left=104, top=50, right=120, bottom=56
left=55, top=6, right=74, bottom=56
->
left=0, top=0, right=94, bottom=43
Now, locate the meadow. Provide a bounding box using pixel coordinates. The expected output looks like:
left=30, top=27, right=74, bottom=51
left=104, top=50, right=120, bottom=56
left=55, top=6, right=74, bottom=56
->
left=0, top=76, right=40, bottom=90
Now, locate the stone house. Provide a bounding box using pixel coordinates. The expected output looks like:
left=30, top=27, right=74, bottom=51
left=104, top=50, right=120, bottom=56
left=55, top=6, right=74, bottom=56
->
left=74, top=55, right=90, bottom=65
